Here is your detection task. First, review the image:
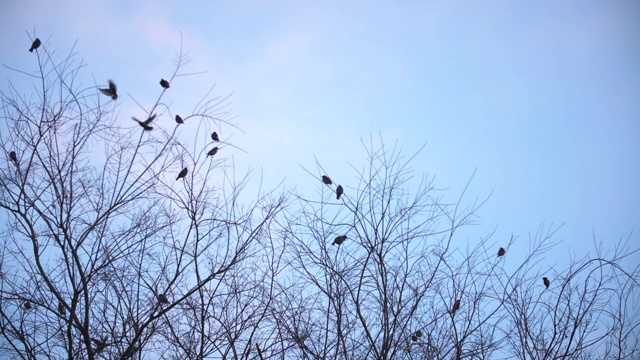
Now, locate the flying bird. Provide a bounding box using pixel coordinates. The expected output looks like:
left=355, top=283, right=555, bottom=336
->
left=451, top=299, right=461, bottom=315
left=175, top=115, right=183, bottom=124
left=332, top=235, right=347, bottom=245
left=99, top=80, right=118, bottom=100
left=336, top=185, right=344, bottom=200
left=132, top=113, right=157, bottom=131
left=322, top=175, right=332, bottom=185
left=211, top=131, right=219, bottom=142
left=9, top=151, right=17, bottom=164
left=207, top=147, right=219, bottom=156
left=498, top=247, right=506, bottom=257
left=176, top=167, right=188, bottom=180
left=158, top=293, right=170, bottom=304
left=159, top=78, right=170, bottom=89
left=543, top=277, right=550, bottom=289
left=29, top=38, right=41, bottom=52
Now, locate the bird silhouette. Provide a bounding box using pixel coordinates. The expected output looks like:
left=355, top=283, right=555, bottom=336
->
left=58, top=302, right=65, bottom=315
left=451, top=299, right=460, bottom=315
left=332, top=235, right=347, bottom=245
left=211, top=131, right=220, bottom=142
left=336, top=185, right=344, bottom=200
left=543, top=277, right=550, bottom=289
left=24, top=301, right=31, bottom=310
left=207, top=147, right=219, bottom=156
left=158, top=293, right=169, bottom=304
left=99, top=80, right=118, bottom=100
left=160, top=79, right=170, bottom=89
left=175, top=115, right=184, bottom=124
left=322, top=175, right=332, bottom=185
left=92, top=338, right=106, bottom=353
left=29, top=38, right=41, bottom=52
left=9, top=151, right=17, bottom=164
left=132, top=114, right=157, bottom=131
left=498, top=247, right=506, bottom=257
left=176, top=167, right=188, bottom=180
left=411, top=335, right=418, bottom=342
left=415, top=330, right=422, bottom=338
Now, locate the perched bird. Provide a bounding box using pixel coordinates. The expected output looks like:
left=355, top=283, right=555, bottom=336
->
left=160, top=78, right=170, bottom=89
left=9, top=151, right=18, bottom=164
left=176, top=167, right=188, bottom=180
left=498, top=247, right=506, bottom=257
left=58, top=302, right=65, bottom=315
left=175, top=115, right=184, bottom=124
left=543, top=277, right=550, bottom=289
left=92, top=338, right=106, bottom=353
left=411, top=335, right=418, bottom=342
left=322, top=175, right=332, bottom=185
left=207, top=147, right=219, bottom=156
left=336, top=185, right=344, bottom=200
left=451, top=299, right=460, bottom=315
left=24, top=301, right=31, bottom=310
left=29, top=38, right=41, bottom=52
left=415, top=330, right=422, bottom=338
left=99, top=80, right=118, bottom=100
left=332, top=235, right=347, bottom=245
left=211, top=131, right=220, bottom=142
left=132, top=113, right=157, bottom=131
left=158, top=293, right=170, bottom=304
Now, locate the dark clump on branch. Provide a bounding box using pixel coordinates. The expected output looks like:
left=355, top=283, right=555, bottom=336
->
left=176, top=167, right=188, bottom=180
left=212, top=131, right=219, bottom=142
left=451, top=299, right=460, bottom=315
left=29, top=38, right=41, bottom=52
left=159, top=78, right=170, bottom=89
left=207, top=147, right=219, bottom=157
left=336, top=185, right=344, bottom=200
left=332, top=235, right=347, bottom=246
left=9, top=151, right=17, bottom=164
left=158, top=294, right=170, bottom=304
left=543, top=277, right=550, bottom=289
left=175, top=115, right=183, bottom=124
left=498, top=247, right=506, bottom=257
left=322, top=175, right=332, bottom=185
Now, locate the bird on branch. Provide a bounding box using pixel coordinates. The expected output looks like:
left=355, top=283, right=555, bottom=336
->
left=322, top=175, right=332, bottom=185
left=332, top=235, right=347, bottom=245
left=176, top=167, right=188, bottom=180
left=160, top=78, right=170, bottom=89
left=29, top=38, right=41, bottom=52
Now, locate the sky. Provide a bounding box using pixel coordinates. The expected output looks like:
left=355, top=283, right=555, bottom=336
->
left=1, top=1, right=638, bottom=268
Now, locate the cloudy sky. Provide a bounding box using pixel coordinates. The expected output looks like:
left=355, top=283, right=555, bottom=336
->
left=1, top=1, right=638, bottom=266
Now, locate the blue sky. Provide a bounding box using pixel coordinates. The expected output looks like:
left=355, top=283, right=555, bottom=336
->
left=1, top=1, right=638, bottom=264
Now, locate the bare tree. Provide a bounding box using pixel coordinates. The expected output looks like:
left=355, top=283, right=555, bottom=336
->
left=0, top=36, right=285, bottom=359
left=269, top=136, right=640, bottom=360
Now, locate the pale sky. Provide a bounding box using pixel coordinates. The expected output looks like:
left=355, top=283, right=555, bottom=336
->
left=1, top=1, right=638, bottom=266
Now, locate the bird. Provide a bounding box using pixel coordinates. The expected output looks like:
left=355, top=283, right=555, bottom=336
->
left=543, top=277, right=550, bottom=289
left=99, top=80, right=118, bottom=100
left=160, top=78, right=170, bottom=89
left=451, top=299, right=460, bottom=315
left=336, top=185, right=344, bottom=200
left=207, top=147, right=219, bottom=156
left=92, top=338, right=106, bottom=353
left=132, top=113, right=157, bottom=131
left=9, top=151, right=17, bottom=164
left=332, top=235, right=347, bottom=245
left=29, top=38, right=41, bottom=52
left=415, top=330, right=422, bottom=338
left=498, top=247, right=506, bottom=257
left=158, top=293, right=169, bottom=304
left=176, top=167, right=188, bottom=180
left=24, top=301, right=31, bottom=310
left=58, top=302, right=65, bottom=315
left=411, top=335, right=418, bottom=342
left=175, top=115, right=183, bottom=124
left=322, top=175, right=332, bottom=185
left=211, top=131, right=219, bottom=142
